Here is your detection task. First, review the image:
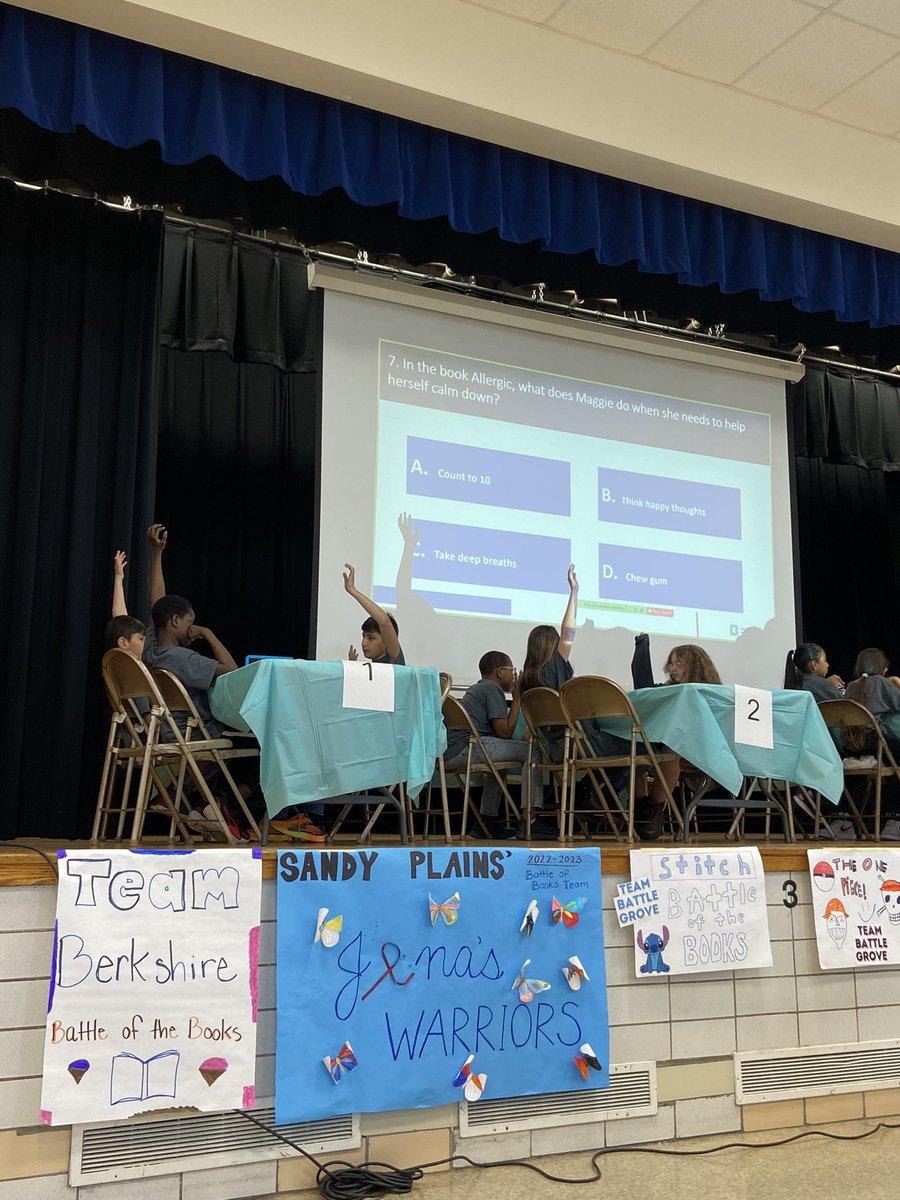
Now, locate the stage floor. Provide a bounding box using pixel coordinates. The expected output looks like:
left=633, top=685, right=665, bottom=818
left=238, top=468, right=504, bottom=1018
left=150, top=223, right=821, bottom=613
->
left=0, top=834, right=829, bottom=886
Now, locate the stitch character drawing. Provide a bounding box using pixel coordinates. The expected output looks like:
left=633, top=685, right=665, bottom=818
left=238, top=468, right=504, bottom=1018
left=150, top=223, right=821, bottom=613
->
left=637, top=926, right=670, bottom=974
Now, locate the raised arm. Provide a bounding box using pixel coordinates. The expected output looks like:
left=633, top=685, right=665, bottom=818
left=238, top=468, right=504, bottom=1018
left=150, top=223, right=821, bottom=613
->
left=558, top=564, right=578, bottom=663
left=111, top=551, right=128, bottom=617
left=147, top=523, right=168, bottom=613
left=395, top=512, right=419, bottom=605
left=631, top=633, right=654, bottom=689
left=343, top=563, right=402, bottom=662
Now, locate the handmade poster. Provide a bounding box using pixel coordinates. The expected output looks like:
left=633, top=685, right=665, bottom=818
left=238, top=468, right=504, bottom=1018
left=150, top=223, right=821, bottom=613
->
left=629, top=848, right=772, bottom=976
left=275, top=847, right=608, bottom=1122
left=40, top=848, right=262, bottom=1126
left=809, top=849, right=900, bottom=969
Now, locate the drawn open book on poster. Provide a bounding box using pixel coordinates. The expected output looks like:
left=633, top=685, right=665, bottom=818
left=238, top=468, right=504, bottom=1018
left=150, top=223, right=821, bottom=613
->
left=109, top=1050, right=180, bottom=1105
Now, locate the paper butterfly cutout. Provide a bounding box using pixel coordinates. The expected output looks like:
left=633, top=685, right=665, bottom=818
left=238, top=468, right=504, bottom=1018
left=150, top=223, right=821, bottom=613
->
left=429, top=892, right=460, bottom=926
left=562, top=955, right=590, bottom=991
left=323, top=1042, right=358, bottom=1083
left=520, top=899, right=539, bottom=936
left=512, top=958, right=552, bottom=1004
left=314, top=907, right=343, bottom=948
left=551, top=896, right=586, bottom=928
left=452, top=1054, right=488, bottom=1102
left=573, top=1043, right=602, bottom=1081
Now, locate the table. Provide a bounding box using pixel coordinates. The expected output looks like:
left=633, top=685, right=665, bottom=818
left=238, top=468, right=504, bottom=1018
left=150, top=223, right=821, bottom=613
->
left=209, top=660, right=447, bottom=818
left=601, top=683, right=843, bottom=805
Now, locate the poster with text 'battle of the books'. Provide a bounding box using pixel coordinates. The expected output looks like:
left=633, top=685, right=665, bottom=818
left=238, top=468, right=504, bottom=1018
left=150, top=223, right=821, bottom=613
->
left=275, top=847, right=609, bottom=1122
left=40, top=849, right=262, bottom=1126
left=628, top=847, right=772, bottom=976
left=809, top=849, right=900, bottom=969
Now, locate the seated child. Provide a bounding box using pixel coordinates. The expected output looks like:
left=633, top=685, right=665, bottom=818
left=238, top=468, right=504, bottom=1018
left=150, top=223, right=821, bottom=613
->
left=631, top=635, right=722, bottom=839
left=343, top=563, right=405, bottom=664
left=519, top=565, right=631, bottom=824
left=443, top=651, right=536, bottom=839
left=518, top=564, right=580, bottom=763
left=140, top=524, right=322, bottom=843
left=141, top=525, right=236, bottom=741
left=846, top=648, right=900, bottom=841
left=784, top=642, right=844, bottom=700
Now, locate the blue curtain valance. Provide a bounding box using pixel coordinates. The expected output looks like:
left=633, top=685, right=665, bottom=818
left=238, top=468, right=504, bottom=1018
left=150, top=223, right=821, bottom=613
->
left=2, top=2, right=899, bottom=328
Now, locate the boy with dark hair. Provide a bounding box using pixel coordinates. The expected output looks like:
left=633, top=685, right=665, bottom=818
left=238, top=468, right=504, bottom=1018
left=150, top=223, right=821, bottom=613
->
left=443, top=651, right=548, bottom=839
left=343, top=564, right=406, bottom=664
left=104, top=550, right=146, bottom=655
left=141, top=525, right=236, bottom=740
left=140, top=523, right=323, bottom=843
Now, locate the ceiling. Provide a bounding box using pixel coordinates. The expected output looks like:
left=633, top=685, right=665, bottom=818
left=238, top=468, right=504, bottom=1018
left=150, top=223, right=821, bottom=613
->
left=461, top=0, right=900, bottom=139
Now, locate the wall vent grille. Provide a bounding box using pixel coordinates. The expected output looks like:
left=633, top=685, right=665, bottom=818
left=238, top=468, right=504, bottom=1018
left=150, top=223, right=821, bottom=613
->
left=459, top=1062, right=656, bottom=1137
left=736, top=1039, right=900, bottom=1105
left=70, top=1105, right=359, bottom=1186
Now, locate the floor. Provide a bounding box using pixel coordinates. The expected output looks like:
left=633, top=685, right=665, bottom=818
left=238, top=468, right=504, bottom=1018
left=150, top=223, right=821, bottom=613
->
left=262, top=1118, right=900, bottom=1199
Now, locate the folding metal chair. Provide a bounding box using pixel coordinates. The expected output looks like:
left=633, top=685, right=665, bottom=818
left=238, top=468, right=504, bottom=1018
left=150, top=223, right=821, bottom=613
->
left=152, top=669, right=262, bottom=842
left=559, top=676, right=682, bottom=841
left=93, top=650, right=242, bottom=845
left=519, top=688, right=574, bottom=843
left=438, top=695, right=523, bottom=838
left=816, top=700, right=900, bottom=839
left=407, top=672, right=455, bottom=841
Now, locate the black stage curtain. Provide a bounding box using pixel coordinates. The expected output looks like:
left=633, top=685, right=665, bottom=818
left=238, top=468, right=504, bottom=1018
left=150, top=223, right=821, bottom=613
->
left=160, top=223, right=319, bottom=372
left=790, top=366, right=900, bottom=680
left=154, top=348, right=317, bottom=666
left=0, top=180, right=162, bottom=838
left=154, top=227, right=318, bottom=664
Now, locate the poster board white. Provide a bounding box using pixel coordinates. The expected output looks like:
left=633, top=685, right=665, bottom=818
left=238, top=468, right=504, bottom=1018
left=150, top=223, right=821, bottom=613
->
left=40, top=848, right=262, bottom=1126
left=808, top=849, right=900, bottom=969
left=629, top=847, right=772, bottom=975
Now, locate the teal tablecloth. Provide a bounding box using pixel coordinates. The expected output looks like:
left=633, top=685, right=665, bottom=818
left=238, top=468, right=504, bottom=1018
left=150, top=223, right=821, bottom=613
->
left=209, top=660, right=447, bottom=817
left=599, top=683, right=843, bottom=804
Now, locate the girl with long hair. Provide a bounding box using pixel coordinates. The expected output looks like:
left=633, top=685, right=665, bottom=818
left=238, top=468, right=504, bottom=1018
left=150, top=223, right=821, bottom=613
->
left=631, top=635, right=723, bottom=838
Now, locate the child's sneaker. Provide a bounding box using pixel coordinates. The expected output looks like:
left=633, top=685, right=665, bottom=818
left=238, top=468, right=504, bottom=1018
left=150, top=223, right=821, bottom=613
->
left=881, top=819, right=900, bottom=841
left=202, top=801, right=249, bottom=843
left=822, top=817, right=856, bottom=841
left=270, top=813, right=325, bottom=842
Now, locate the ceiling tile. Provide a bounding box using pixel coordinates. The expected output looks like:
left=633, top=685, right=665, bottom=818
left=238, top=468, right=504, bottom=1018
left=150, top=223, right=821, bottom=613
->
left=458, top=0, right=565, bottom=21
left=547, top=0, right=703, bottom=55
left=832, top=0, right=900, bottom=38
left=644, top=0, right=818, bottom=85
left=818, top=52, right=900, bottom=132
left=736, top=13, right=900, bottom=109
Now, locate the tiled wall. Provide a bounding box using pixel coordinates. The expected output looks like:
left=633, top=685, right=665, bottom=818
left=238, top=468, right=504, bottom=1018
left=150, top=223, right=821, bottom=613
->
left=3, top=868, right=900, bottom=1198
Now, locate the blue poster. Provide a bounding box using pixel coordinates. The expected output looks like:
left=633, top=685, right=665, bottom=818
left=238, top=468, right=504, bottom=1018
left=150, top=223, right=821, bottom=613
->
left=275, top=847, right=609, bottom=1122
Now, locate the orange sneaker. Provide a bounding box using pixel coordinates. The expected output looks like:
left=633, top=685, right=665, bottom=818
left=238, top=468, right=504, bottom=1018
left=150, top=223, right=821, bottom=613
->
left=270, top=813, right=325, bottom=842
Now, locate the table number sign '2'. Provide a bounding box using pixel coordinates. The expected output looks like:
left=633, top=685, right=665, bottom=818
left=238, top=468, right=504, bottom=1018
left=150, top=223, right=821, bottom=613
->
left=342, top=660, right=396, bottom=713
left=733, top=684, right=774, bottom=749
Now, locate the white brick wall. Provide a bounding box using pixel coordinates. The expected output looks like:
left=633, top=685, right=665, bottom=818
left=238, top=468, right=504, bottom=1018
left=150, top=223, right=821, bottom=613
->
left=0, top=869, right=898, bottom=1198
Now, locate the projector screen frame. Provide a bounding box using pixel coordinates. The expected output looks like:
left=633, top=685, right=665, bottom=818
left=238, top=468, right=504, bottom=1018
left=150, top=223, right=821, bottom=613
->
left=309, top=264, right=805, bottom=687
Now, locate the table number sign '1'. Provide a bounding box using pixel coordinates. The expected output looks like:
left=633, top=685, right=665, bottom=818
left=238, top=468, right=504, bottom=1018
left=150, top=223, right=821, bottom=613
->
left=342, top=660, right=396, bottom=712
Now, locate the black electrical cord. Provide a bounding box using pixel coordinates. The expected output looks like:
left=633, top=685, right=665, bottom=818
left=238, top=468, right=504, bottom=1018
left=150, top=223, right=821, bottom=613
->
left=0, top=842, right=59, bottom=878
left=237, top=1107, right=900, bottom=1199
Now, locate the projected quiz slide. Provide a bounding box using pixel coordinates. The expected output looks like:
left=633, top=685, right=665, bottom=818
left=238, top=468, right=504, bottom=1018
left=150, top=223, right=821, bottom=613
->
left=369, top=341, right=772, bottom=643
